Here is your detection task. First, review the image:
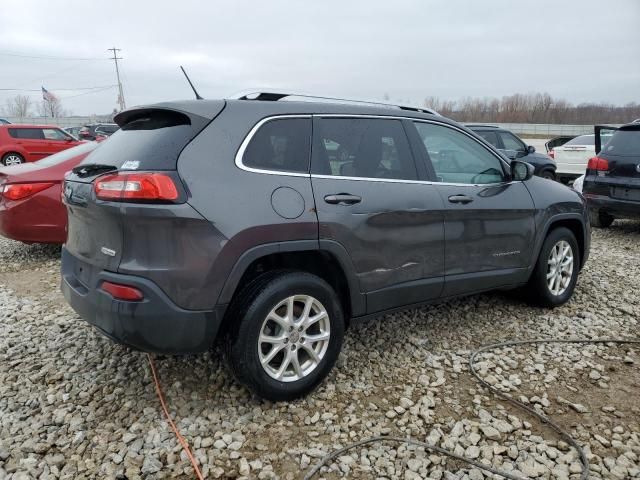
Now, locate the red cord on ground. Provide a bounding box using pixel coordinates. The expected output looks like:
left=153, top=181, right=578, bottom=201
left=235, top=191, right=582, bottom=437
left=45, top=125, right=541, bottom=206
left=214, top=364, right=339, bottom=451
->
left=147, top=353, right=205, bottom=480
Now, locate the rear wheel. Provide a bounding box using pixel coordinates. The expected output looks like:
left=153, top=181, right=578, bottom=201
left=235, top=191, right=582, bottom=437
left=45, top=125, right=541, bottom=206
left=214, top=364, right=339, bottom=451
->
left=526, top=227, right=579, bottom=307
left=225, top=271, right=344, bottom=401
left=1, top=153, right=24, bottom=166
left=540, top=169, right=556, bottom=181
left=590, top=210, right=614, bottom=228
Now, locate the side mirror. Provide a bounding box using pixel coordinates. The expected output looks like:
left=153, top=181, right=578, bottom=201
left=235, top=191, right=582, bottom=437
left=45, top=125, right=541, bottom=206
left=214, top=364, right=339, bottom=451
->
left=527, top=145, right=536, bottom=154
left=511, top=160, right=534, bottom=181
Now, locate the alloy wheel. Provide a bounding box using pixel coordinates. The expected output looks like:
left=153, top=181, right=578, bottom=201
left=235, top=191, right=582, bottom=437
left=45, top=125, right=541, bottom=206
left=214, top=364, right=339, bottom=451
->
left=546, top=240, right=574, bottom=296
left=258, top=295, right=331, bottom=382
left=3, top=155, right=23, bottom=166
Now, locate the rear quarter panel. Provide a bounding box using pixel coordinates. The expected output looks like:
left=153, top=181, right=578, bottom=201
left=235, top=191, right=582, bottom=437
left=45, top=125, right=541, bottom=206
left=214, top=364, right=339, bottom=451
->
left=172, top=104, right=318, bottom=309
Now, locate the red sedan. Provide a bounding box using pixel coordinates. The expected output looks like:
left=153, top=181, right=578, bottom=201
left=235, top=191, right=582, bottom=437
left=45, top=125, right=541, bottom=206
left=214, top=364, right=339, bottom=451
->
left=0, top=124, right=83, bottom=166
left=0, top=142, right=100, bottom=244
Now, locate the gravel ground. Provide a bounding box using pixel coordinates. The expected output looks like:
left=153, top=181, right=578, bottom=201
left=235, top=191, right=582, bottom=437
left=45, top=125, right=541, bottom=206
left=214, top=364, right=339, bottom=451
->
left=1, top=222, right=639, bottom=480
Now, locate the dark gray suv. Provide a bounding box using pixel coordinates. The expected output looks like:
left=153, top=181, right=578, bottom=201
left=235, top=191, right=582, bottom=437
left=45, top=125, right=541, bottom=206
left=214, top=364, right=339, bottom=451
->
left=61, top=93, right=590, bottom=400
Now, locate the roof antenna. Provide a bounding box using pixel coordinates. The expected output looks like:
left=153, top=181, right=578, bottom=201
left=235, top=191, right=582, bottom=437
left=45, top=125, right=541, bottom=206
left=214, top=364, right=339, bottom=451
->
left=180, top=66, right=203, bottom=100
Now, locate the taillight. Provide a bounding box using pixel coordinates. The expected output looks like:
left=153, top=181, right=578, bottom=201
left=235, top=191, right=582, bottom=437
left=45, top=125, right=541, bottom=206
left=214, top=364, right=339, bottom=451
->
left=587, top=157, right=609, bottom=171
left=548, top=150, right=555, bottom=159
left=1, top=182, right=54, bottom=201
left=94, top=172, right=179, bottom=201
left=100, top=281, right=144, bottom=301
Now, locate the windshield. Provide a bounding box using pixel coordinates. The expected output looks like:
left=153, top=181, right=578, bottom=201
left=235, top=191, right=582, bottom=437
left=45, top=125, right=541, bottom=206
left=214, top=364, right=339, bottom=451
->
left=565, top=135, right=594, bottom=146
left=36, top=142, right=99, bottom=166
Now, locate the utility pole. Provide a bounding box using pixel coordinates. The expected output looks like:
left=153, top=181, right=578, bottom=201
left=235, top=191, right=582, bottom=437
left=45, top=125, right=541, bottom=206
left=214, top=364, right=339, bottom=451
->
left=108, top=47, right=126, bottom=111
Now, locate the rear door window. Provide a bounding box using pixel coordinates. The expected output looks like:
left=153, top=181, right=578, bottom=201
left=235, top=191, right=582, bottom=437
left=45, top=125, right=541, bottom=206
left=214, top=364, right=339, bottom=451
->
left=43, top=128, right=70, bottom=140
left=242, top=118, right=311, bottom=173
left=312, top=118, right=418, bottom=180
left=475, top=131, right=500, bottom=148
left=8, top=128, right=45, bottom=140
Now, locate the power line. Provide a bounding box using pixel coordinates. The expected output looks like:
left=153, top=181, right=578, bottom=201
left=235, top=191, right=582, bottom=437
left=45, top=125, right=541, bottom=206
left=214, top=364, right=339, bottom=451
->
left=0, top=85, right=117, bottom=92
left=0, top=50, right=106, bottom=61
left=61, top=86, right=117, bottom=99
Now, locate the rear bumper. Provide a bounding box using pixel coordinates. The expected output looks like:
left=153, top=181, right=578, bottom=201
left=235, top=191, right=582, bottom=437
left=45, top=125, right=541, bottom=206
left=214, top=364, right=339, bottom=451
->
left=61, top=247, right=226, bottom=354
left=585, top=194, right=640, bottom=219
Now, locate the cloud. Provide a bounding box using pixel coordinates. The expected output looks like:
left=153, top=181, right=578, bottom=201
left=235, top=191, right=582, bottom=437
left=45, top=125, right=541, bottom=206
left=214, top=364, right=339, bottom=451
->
left=1, top=0, right=638, bottom=115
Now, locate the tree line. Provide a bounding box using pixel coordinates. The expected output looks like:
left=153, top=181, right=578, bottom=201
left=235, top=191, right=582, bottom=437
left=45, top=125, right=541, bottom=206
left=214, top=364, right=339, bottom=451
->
left=2, top=94, right=68, bottom=119
left=423, top=93, right=640, bottom=125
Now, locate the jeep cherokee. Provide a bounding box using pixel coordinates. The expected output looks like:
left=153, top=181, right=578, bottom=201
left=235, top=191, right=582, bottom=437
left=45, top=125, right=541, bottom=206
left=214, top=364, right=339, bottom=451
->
left=61, top=93, right=591, bottom=401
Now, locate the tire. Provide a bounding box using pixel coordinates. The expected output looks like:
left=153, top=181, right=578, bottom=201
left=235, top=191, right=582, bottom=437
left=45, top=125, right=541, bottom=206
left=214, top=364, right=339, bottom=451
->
left=225, top=271, right=345, bottom=401
left=590, top=210, right=614, bottom=228
left=540, top=169, right=556, bottom=181
left=1, top=153, right=24, bottom=166
left=526, top=227, right=579, bottom=308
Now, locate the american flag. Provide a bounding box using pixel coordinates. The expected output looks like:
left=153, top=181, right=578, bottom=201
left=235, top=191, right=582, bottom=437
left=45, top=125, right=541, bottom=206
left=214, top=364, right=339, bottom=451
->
left=42, top=86, right=56, bottom=102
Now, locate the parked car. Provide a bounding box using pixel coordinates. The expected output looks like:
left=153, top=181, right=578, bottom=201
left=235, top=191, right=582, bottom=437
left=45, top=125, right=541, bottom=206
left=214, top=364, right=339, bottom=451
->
left=78, top=123, right=119, bottom=141
left=583, top=123, right=640, bottom=227
left=0, top=118, right=10, bottom=125
left=0, top=142, right=100, bottom=243
left=466, top=125, right=557, bottom=180
left=61, top=94, right=590, bottom=401
left=553, top=133, right=613, bottom=183
left=0, top=125, right=83, bottom=166
left=65, top=126, right=82, bottom=139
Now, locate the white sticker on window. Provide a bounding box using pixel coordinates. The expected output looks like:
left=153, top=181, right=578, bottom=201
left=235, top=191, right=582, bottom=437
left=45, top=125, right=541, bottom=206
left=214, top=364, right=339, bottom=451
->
left=121, top=160, right=140, bottom=170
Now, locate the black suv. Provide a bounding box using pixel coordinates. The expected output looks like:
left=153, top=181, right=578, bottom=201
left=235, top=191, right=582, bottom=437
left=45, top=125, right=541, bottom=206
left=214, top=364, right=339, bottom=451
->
left=467, top=125, right=557, bottom=180
left=584, top=123, right=640, bottom=227
left=78, top=123, right=119, bottom=140
left=61, top=93, right=590, bottom=400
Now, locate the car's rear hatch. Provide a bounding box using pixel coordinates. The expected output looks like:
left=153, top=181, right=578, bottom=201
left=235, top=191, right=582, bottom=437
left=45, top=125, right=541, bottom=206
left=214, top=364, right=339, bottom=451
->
left=63, top=101, right=224, bottom=274
left=554, top=144, right=595, bottom=175
left=586, top=125, right=640, bottom=200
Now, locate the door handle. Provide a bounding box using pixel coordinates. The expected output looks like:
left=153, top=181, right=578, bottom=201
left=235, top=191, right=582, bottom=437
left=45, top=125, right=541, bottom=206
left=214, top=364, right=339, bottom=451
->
left=324, top=193, right=362, bottom=205
left=448, top=194, right=473, bottom=204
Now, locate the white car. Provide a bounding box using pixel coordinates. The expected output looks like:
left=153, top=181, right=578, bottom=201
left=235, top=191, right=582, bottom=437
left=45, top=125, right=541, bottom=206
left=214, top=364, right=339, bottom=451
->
left=553, top=133, right=613, bottom=182
left=552, top=134, right=596, bottom=181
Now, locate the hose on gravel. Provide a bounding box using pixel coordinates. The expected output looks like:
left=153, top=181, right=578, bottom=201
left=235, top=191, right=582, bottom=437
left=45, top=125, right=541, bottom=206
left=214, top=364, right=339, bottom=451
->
left=304, top=338, right=640, bottom=480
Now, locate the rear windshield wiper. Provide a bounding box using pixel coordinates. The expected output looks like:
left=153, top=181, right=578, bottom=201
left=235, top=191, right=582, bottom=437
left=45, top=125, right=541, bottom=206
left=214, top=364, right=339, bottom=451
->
left=72, top=163, right=117, bottom=178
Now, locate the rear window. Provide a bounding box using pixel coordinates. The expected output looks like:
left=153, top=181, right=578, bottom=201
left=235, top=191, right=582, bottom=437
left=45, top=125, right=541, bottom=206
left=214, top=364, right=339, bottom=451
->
left=37, top=141, right=99, bottom=166
left=565, top=135, right=594, bottom=146
left=8, top=128, right=44, bottom=140
left=76, top=110, right=208, bottom=171
left=601, top=129, right=640, bottom=157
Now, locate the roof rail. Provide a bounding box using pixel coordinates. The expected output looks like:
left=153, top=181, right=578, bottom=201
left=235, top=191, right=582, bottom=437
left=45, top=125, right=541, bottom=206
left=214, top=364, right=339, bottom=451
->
left=465, top=124, right=500, bottom=128
left=229, top=91, right=440, bottom=116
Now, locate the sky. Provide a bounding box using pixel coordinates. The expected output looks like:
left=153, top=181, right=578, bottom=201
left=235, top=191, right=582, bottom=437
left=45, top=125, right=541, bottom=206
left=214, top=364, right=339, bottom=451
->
left=1, top=0, right=639, bottom=116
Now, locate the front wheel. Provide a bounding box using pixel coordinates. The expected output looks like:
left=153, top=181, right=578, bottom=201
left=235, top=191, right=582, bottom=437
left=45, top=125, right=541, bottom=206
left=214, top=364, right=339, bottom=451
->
left=1, top=153, right=24, bottom=166
left=526, top=227, right=579, bottom=307
left=225, top=271, right=344, bottom=401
